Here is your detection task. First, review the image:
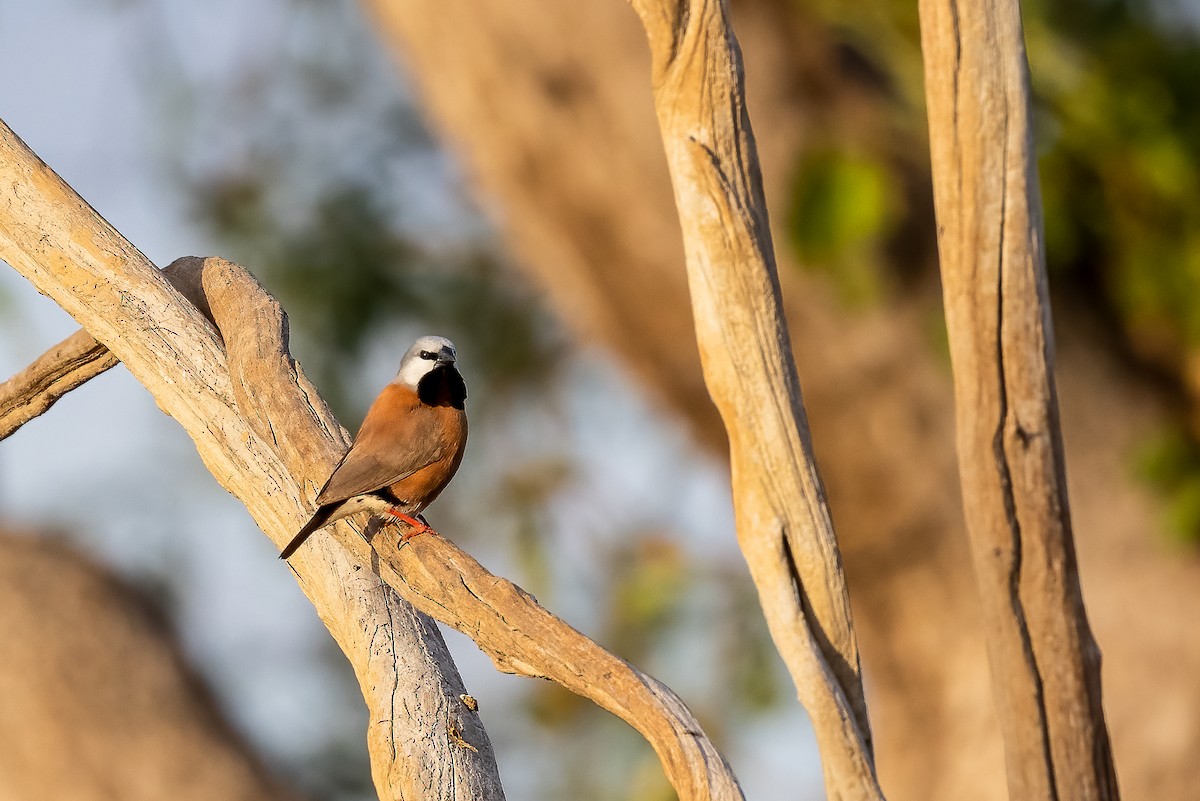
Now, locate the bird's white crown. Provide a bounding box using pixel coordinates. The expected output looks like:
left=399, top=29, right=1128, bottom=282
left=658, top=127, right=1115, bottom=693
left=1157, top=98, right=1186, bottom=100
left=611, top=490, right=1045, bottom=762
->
left=394, top=335, right=458, bottom=388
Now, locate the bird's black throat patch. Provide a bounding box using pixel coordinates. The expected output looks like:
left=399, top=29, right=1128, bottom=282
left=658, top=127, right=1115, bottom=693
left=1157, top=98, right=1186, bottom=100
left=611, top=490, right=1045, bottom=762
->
left=373, top=487, right=404, bottom=506
left=418, top=365, right=467, bottom=409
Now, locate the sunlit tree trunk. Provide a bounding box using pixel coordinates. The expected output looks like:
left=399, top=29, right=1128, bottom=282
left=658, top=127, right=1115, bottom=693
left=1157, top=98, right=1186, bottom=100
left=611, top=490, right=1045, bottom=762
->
left=917, top=0, right=1119, bottom=796
left=360, top=0, right=1196, bottom=799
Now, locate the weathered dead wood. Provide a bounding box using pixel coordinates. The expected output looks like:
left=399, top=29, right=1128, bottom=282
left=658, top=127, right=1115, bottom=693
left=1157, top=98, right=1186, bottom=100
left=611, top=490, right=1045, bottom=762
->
left=0, top=329, right=117, bottom=440
left=917, top=2, right=1120, bottom=799
left=623, top=1, right=881, bottom=798
left=367, top=520, right=743, bottom=801
left=187, top=252, right=741, bottom=800
left=0, top=119, right=744, bottom=801
left=0, top=261, right=222, bottom=443
left=0, top=120, right=505, bottom=801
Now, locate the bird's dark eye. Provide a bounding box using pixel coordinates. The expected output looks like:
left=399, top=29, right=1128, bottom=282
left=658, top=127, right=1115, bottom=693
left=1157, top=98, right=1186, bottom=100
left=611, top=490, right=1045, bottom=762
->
left=420, top=350, right=436, bottom=360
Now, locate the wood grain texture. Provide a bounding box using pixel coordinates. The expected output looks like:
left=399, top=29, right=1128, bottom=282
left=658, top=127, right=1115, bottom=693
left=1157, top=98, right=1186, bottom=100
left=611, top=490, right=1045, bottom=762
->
left=623, top=1, right=881, bottom=798
left=0, top=120, right=505, bottom=801
left=363, top=519, right=745, bottom=801
left=171, top=256, right=743, bottom=801
left=0, top=261, right=237, bottom=443
left=0, top=328, right=118, bottom=440
left=0, top=119, right=744, bottom=801
left=170, top=257, right=504, bottom=800
left=917, top=2, right=1120, bottom=799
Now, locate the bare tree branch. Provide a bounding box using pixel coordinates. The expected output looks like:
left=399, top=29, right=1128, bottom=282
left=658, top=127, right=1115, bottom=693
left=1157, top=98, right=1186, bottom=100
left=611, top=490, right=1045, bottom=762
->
left=187, top=252, right=744, bottom=801
left=0, top=261, right=224, bottom=442
left=917, top=2, right=1120, bottom=799
left=0, top=120, right=505, bottom=801
left=622, top=1, right=881, bottom=798
left=0, top=329, right=117, bottom=440
left=367, top=521, right=744, bottom=801
left=0, top=120, right=744, bottom=801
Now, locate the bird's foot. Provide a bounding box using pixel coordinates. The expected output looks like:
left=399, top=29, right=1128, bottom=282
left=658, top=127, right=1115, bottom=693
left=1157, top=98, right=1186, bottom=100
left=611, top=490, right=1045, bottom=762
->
left=386, top=508, right=434, bottom=541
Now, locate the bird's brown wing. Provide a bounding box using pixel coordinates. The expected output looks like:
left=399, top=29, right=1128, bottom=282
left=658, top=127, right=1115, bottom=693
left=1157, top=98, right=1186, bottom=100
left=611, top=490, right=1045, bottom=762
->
left=315, top=385, right=452, bottom=505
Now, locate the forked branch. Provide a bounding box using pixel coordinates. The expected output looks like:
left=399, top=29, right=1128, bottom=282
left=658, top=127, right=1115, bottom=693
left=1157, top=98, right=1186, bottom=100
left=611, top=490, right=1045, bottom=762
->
left=0, top=123, right=504, bottom=801
left=0, top=118, right=743, bottom=801
left=196, top=253, right=742, bottom=800
left=0, top=261, right=233, bottom=442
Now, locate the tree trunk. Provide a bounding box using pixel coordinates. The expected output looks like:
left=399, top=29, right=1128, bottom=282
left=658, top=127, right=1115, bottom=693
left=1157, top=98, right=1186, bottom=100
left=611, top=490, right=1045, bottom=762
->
left=623, top=0, right=880, bottom=797
left=917, top=0, right=1119, bottom=797
left=359, top=1, right=1200, bottom=798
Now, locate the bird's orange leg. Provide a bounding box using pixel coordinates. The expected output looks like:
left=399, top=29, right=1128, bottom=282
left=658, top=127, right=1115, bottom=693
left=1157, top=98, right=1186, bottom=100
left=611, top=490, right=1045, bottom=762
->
left=386, top=509, right=435, bottom=541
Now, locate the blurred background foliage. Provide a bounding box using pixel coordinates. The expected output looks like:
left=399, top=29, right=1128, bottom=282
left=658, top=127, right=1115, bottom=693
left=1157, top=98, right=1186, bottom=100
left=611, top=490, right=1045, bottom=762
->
left=786, top=0, right=1200, bottom=542
left=33, top=0, right=1197, bottom=798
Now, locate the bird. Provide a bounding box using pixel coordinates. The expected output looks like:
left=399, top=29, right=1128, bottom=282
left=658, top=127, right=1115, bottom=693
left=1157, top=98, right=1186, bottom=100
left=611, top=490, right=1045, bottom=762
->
left=280, top=335, right=468, bottom=560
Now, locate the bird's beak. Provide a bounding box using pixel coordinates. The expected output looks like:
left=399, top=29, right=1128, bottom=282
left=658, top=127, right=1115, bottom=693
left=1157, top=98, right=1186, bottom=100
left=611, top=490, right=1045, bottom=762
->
left=436, top=354, right=455, bottom=366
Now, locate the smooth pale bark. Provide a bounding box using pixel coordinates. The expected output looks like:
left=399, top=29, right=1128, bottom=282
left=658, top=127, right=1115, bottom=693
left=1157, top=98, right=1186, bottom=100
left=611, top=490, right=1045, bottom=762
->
left=0, top=120, right=743, bottom=801
left=623, top=2, right=881, bottom=798
left=917, top=2, right=1119, bottom=799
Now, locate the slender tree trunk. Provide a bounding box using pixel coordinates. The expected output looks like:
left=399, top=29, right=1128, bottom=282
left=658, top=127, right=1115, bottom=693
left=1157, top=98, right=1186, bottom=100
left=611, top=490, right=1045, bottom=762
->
left=623, top=0, right=881, bottom=797
left=917, top=0, right=1120, bottom=798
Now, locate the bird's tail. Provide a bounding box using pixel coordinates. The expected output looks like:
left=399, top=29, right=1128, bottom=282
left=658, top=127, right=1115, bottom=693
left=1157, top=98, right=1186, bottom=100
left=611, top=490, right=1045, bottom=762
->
left=279, top=503, right=339, bottom=559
